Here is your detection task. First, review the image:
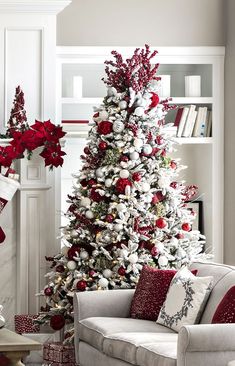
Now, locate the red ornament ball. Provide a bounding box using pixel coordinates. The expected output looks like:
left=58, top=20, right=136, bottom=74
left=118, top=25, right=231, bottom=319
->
left=156, top=218, right=167, bottom=229
left=116, top=178, right=132, bottom=194
left=118, top=267, right=126, bottom=276
left=89, top=270, right=96, bottom=277
left=56, top=265, right=65, bottom=273
left=90, top=187, right=104, bottom=202
left=120, top=155, right=129, bottom=162
left=80, top=179, right=88, bottom=187
left=99, top=141, right=108, bottom=150
left=87, top=179, right=97, bottom=187
left=84, top=146, right=90, bottom=155
left=97, top=121, right=113, bottom=135
left=50, top=314, right=65, bottom=331
left=132, top=172, right=142, bottom=182
left=67, top=245, right=80, bottom=260
left=151, top=246, right=159, bottom=257
left=76, top=280, right=87, bottom=291
left=149, top=92, right=160, bottom=109
left=44, top=287, right=53, bottom=296
left=105, top=214, right=114, bottom=223
left=182, top=223, right=191, bottom=232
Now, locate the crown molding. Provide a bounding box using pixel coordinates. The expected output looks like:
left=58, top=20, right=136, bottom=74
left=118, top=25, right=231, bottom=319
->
left=0, top=0, right=72, bottom=14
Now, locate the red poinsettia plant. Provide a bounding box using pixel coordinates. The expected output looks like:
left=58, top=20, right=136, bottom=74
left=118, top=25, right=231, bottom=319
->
left=0, top=86, right=66, bottom=170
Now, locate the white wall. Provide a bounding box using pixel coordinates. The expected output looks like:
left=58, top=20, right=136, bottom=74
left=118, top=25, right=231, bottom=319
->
left=224, top=0, right=235, bottom=265
left=57, top=0, right=225, bottom=46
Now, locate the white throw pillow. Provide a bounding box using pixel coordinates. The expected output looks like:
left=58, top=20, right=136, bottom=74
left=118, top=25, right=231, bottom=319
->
left=157, top=267, right=213, bottom=332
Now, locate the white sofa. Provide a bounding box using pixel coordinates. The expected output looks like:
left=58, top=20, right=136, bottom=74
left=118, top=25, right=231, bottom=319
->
left=74, top=261, right=235, bottom=366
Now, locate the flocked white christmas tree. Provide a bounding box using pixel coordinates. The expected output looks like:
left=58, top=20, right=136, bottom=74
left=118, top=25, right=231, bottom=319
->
left=37, top=46, right=205, bottom=336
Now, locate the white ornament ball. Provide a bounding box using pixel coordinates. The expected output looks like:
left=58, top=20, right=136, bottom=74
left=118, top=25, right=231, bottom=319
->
left=92, top=250, right=99, bottom=257
left=105, top=178, right=112, bottom=188
left=103, top=269, right=113, bottom=278
left=80, top=197, right=91, bottom=207
left=80, top=250, right=89, bottom=260
left=96, top=168, right=104, bottom=178
left=130, top=151, right=139, bottom=161
left=134, top=107, right=145, bottom=117
left=136, top=97, right=143, bottom=107
left=128, top=253, right=139, bottom=264
left=116, top=203, right=127, bottom=212
left=119, top=100, right=127, bottom=110
left=158, top=255, right=168, bottom=267
left=134, top=138, right=144, bottom=148
left=141, top=182, right=151, bottom=192
left=67, top=260, right=77, bottom=271
left=98, top=277, right=109, bottom=288
left=99, top=110, right=109, bottom=120
left=143, top=144, right=153, bottom=155
left=85, top=210, right=94, bottom=219
left=120, top=169, right=129, bottom=178
left=114, top=223, right=123, bottom=232
left=70, top=229, right=79, bottom=238
left=113, top=121, right=125, bottom=133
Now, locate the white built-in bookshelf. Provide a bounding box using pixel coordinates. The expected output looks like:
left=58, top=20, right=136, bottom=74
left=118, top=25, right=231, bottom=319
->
left=56, top=46, right=225, bottom=262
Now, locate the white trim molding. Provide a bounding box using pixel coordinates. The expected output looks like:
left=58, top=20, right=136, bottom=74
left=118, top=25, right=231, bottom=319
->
left=0, top=0, right=71, bottom=14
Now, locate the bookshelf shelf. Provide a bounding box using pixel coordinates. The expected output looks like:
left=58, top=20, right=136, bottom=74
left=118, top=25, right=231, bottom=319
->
left=169, top=97, right=213, bottom=105
left=175, top=137, right=213, bottom=144
left=62, top=97, right=102, bottom=104
left=57, top=46, right=224, bottom=263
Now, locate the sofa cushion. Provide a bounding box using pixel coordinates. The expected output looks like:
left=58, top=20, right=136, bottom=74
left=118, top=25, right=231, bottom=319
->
left=157, top=267, right=213, bottom=332
left=130, top=266, right=178, bottom=321
left=103, top=332, right=177, bottom=365
left=212, top=286, right=235, bottom=324
left=189, top=261, right=235, bottom=323
left=137, top=342, right=177, bottom=366
left=78, top=317, right=173, bottom=351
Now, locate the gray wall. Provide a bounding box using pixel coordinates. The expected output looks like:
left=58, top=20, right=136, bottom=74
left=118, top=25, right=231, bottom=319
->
left=58, top=0, right=235, bottom=264
left=57, top=0, right=225, bottom=46
left=224, top=0, right=235, bottom=265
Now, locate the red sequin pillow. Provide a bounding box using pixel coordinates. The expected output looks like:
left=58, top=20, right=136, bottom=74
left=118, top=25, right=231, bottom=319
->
left=130, top=266, right=197, bottom=321
left=212, top=286, right=235, bottom=323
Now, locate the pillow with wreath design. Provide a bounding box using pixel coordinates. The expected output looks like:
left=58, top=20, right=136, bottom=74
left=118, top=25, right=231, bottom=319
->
left=157, top=267, right=213, bottom=332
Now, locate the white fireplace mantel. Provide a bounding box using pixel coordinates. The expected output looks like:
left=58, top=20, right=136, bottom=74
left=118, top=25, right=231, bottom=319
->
left=0, top=0, right=71, bottom=14
left=0, top=0, right=70, bottom=327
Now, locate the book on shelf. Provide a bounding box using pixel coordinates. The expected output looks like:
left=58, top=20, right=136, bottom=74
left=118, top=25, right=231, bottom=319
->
left=174, top=105, right=212, bottom=138
left=205, top=111, right=212, bottom=137
left=192, top=107, right=207, bottom=137
left=182, top=105, right=197, bottom=138
left=177, top=107, right=189, bottom=137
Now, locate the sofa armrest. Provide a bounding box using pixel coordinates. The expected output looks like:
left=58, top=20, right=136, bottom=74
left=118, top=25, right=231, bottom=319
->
left=74, top=289, right=134, bottom=322
left=177, top=324, right=235, bottom=366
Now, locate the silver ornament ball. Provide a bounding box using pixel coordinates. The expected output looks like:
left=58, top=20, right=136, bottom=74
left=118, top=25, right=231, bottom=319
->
left=120, top=169, right=129, bottom=178
left=113, top=121, right=125, bottom=133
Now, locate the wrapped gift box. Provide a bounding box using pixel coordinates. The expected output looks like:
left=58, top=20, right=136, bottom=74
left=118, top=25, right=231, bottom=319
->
left=43, top=342, right=76, bottom=364
left=14, top=315, right=40, bottom=334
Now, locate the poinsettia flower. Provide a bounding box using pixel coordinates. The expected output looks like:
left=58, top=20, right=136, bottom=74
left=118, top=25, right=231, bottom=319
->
left=31, top=120, right=66, bottom=143
left=0, top=146, right=17, bottom=167
left=40, top=144, right=66, bottom=168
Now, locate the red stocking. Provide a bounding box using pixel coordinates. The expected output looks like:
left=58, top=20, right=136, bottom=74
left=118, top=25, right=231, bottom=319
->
left=0, top=174, right=20, bottom=244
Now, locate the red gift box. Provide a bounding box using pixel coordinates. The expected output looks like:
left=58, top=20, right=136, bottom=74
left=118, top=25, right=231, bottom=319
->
left=14, top=314, right=40, bottom=334
left=43, top=342, right=76, bottom=365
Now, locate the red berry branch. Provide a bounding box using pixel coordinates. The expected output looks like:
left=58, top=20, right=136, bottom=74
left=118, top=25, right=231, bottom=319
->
left=103, top=44, right=160, bottom=92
